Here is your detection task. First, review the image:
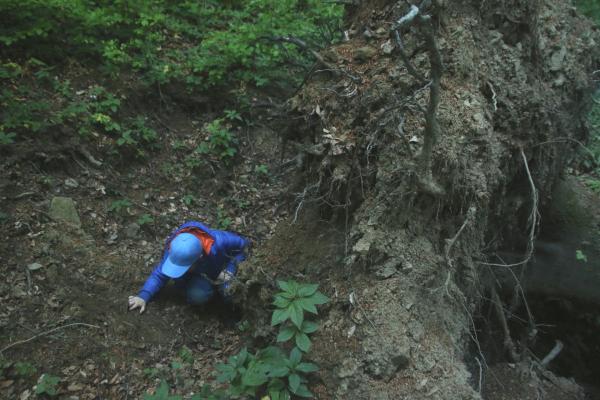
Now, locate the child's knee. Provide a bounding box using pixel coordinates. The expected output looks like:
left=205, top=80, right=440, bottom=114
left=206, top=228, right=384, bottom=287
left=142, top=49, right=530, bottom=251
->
left=187, top=287, right=213, bottom=305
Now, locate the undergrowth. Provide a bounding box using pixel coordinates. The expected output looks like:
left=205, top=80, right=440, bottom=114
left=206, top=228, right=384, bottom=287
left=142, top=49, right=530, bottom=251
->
left=143, top=280, right=329, bottom=400
left=0, top=0, right=343, bottom=155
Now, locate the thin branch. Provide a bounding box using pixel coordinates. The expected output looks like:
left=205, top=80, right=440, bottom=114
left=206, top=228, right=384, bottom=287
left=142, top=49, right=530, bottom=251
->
left=491, top=287, right=519, bottom=362
left=393, top=30, right=426, bottom=82
left=480, top=150, right=538, bottom=268
left=266, top=36, right=360, bottom=83
left=1, top=323, right=101, bottom=354
left=541, top=340, right=563, bottom=367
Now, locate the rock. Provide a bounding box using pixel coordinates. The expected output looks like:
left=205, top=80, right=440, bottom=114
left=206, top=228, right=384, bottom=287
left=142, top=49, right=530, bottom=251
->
left=363, top=28, right=375, bottom=39
left=364, top=339, right=410, bottom=380
left=67, top=383, right=84, bottom=392
left=124, top=222, right=140, bottom=239
left=337, top=358, right=359, bottom=379
left=64, top=178, right=79, bottom=188
left=354, top=46, right=377, bottom=63
left=549, top=46, right=566, bottom=71
left=381, top=39, right=394, bottom=55
left=375, top=27, right=387, bottom=36
left=49, top=197, right=81, bottom=228
left=27, top=262, right=43, bottom=271
left=375, top=264, right=397, bottom=279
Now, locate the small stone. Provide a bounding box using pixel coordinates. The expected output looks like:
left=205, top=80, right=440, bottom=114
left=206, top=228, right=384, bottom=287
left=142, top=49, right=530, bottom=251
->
left=375, top=27, right=387, bottom=36
left=354, top=46, right=377, bottom=63
left=0, top=380, right=14, bottom=388
left=337, top=358, right=359, bottom=379
left=363, top=28, right=375, bottom=39
left=49, top=197, right=81, bottom=228
left=381, top=39, right=394, bottom=55
left=375, top=264, right=397, bottom=279
left=549, top=46, right=566, bottom=71
left=27, top=262, right=43, bottom=271
left=64, top=178, right=79, bottom=188
left=125, top=223, right=140, bottom=239
left=67, top=383, right=84, bottom=392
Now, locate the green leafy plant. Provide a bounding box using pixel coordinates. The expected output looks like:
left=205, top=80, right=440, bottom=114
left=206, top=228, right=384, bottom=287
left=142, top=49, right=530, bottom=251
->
left=108, top=199, right=133, bottom=214
left=576, top=249, right=588, bottom=263
left=216, top=207, right=232, bottom=230
left=144, top=380, right=181, bottom=400
left=212, top=280, right=328, bottom=399
left=143, top=367, right=161, bottom=379
left=14, top=361, right=37, bottom=378
left=205, top=118, right=238, bottom=163
left=272, top=281, right=329, bottom=352
left=178, top=346, right=194, bottom=365
left=137, top=213, right=154, bottom=226
left=35, top=373, right=60, bottom=397
left=182, top=195, right=195, bottom=206
left=255, top=164, right=269, bottom=176
left=0, top=130, right=16, bottom=144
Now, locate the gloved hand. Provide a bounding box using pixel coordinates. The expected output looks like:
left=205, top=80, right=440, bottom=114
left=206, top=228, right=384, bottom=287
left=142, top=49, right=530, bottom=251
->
left=217, top=270, right=234, bottom=284
left=128, top=295, right=146, bottom=314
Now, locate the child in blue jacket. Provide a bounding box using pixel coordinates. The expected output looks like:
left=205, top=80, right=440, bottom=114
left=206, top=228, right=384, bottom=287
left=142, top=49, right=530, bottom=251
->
left=128, top=221, right=250, bottom=314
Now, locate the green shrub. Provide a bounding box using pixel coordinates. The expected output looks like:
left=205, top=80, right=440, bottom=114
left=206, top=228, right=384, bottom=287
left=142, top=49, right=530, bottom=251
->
left=35, top=374, right=60, bottom=397
left=1, top=0, right=343, bottom=90
left=211, top=280, right=328, bottom=399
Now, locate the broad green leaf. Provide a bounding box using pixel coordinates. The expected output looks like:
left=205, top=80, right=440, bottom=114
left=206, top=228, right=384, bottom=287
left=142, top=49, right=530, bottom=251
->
left=271, top=308, right=290, bottom=326
left=277, top=326, right=296, bottom=342
left=297, top=297, right=318, bottom=314
left=301, top=321, right=319, bottom=334
left=241, top=361, right=269, bottom=387
left=277, top=280, right=292, bottom=292
left=267, top=364, right=290, bottom=378
left=297, top=283, right=319, bottom=297
left=268, top=378, right=285, bottom=391
left=289, top=347, right=302, bottom=366
left=215, top=363, right=236, bottom=383
left=273, top=294, right=291, bottom=308
left=288, top=373, right=301, bottom=393
left=236, top=348, right=248, bottom=367
left=289, top=302, right=304, bottom=328
left=296, top=362, right=319, bottom=373
left=293, top=383, right=314, bottom=398
left=295, top=332, right=311, bottom=352
left=309, top=291, right=329, bottom=305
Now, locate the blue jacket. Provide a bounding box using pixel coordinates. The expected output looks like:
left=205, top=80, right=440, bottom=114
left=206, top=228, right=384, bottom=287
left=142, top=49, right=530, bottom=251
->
left=138, top=221, right=250, bottom=302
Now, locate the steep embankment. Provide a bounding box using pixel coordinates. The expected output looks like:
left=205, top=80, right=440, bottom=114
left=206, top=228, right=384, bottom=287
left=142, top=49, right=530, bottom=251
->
left=240, top=0, right=598, bottom=398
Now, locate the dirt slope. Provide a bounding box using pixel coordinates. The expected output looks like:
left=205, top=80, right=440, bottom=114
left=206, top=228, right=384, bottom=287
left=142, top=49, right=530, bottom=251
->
left=239, top=0, right=598, bottom=399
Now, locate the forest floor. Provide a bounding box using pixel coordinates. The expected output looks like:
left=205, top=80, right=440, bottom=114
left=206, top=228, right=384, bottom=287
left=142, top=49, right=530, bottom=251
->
left=1, top=0, right=600, bottom=399
left=0, top=98, right=300, bottom=399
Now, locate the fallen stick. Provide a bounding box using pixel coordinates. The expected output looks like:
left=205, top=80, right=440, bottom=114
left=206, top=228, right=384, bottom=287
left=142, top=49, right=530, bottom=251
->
left=540, top=340, right=564, bottom=367
left=0, top=323, right=101, bottom=354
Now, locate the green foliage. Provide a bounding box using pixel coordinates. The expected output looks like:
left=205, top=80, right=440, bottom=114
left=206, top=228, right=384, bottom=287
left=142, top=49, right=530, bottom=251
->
left=109, top=199, right=133, bottom=214
left=202, top=118, right=239, bottom=163
left=577, top=0, right=600, bottom=24
left=255, top=164, right=269, bottom=176
left=210, top=280, right=327, bottom=399
left=35, top=374, right=60, bottom=397
left=137, top=213, right=154, bottom=226
left=14, top=361, right=37, bottom=378
left=144, top=380, right=182, bottom=400
left=178, top=346, right=194, bottom=365
left=217, top=207, right=233, bottom=230
left=576, top=249, right=588, bottom=263
left=272, top=281, right=329, bottom=352
left=182, top=194, right=195, bottom=206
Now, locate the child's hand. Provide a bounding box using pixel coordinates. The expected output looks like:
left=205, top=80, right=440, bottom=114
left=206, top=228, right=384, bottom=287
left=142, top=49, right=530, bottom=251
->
left=128, top=296, right=147, bottom=314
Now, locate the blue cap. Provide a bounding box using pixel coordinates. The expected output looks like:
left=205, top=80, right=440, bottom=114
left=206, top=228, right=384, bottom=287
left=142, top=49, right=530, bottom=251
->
left=161, top=233, right=203, bottom=278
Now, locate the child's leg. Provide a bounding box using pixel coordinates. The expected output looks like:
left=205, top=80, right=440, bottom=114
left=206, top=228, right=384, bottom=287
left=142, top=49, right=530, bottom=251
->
left=185, top=275, right=215, bottom=305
